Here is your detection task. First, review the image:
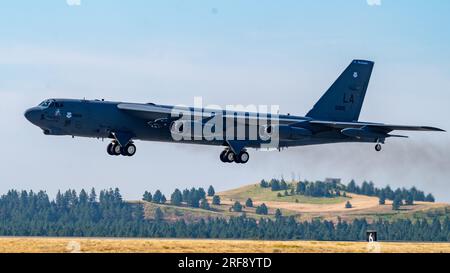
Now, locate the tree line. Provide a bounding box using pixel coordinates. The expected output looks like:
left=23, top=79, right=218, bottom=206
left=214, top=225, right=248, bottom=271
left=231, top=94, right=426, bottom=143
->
left=0, top=188, right=448, bottom=241
left=260, top=179, right=342, bottom=198
left=143, top=186, right=272, bottom=216
left=345, top=179, right=435, bottom=203
left=259, top=179, right=436, bottom=205
left=143, top=186, right=217, bottom=210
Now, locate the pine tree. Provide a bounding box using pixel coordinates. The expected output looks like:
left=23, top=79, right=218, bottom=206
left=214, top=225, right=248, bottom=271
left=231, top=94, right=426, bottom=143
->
left=245, top=198, right=253, bottom=208
left=275, top=209, right=282, bottom=219
left=405, top=193, right=414, bottom=206
left=425, top=194, right=435, bottom=203
left=154, top=207, right=164, bottom=222
left=232, top=201, right=243, bottom=212
left=161, top=195, right=167, bottom=204
left=200, top=199, right=210, bottom=210
left=170, top=189, right=183, bottom=206
left=143, top=191, right=152, bottom=202
left=182, top=189, right=190, bottom=202
left=79, top=189, right=88, bottom=205
left=260, top=180, right=269, bottom=188
left=379, top=191, right=386, bottom=205
left=187, top=188, right=200, bottom=208
left=88, top=188, right=97, bottom=203
left=392, top=195, right=403, bottom=210
left=153, top=190, right=162, bottom=204
left=271, top=179, right=281, bottom=191
left=256, top=203, right=269, bottom=215
left=296, top=181, right=306, bottom=194
left=345, top=201, right=352, bottom=209
left=207, top=186, right=215, bottom=197
left=212, top=195, right=221, bottom=205
left=347, top=180, right=357, bottom=193
left=198, top=188, right=206, bottom=200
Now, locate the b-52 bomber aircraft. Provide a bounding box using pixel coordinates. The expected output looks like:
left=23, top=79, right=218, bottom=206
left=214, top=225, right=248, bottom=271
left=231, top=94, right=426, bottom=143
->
left=25, top=60, right=444, bottom=164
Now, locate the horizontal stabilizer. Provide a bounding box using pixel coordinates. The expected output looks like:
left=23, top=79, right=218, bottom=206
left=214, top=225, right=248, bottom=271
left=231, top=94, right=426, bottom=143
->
left=311, top=120, right=445, bottom=133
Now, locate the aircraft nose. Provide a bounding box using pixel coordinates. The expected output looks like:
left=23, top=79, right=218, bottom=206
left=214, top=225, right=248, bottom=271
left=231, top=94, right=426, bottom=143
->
left=24, top=107, right=41, bottom=124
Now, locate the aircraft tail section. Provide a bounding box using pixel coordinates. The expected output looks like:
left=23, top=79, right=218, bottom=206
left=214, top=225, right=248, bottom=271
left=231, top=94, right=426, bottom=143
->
left=306, top=60, right=374, bottom=122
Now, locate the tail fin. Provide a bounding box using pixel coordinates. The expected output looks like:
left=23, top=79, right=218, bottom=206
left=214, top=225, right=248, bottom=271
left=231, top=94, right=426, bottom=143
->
left=306, top=60, right=374, bottom=122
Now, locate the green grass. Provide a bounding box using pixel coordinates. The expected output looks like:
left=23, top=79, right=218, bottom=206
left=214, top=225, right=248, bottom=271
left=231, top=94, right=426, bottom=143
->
left=142, top=201, right=298, bottom=222
left=144, top=202, right=223, bottom=222
left=219, top=184, right=349, bottom=205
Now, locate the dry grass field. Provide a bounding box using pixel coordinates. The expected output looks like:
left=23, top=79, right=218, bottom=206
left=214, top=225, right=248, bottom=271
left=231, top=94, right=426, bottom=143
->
left=0, top=238, right=450, bottom=253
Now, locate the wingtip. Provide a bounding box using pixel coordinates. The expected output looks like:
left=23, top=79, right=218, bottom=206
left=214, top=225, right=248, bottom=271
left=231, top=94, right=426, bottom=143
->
left=423, top=126, right=446, bottom=132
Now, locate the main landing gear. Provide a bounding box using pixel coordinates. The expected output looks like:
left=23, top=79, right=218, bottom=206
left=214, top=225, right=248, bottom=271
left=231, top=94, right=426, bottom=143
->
left=107, top=141, right=137, bottom=157
left=220, top=149, right=250, bottom=164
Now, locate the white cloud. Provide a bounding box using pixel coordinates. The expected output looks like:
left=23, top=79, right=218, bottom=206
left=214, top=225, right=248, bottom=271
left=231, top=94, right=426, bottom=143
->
left=66, top=0, right=81, bottom=6
left=367, top=0, right=382, bottom=6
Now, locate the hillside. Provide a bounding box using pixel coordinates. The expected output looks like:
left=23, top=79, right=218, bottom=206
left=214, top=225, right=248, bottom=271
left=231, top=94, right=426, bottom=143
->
left=141, top=182, right=450, bottom=223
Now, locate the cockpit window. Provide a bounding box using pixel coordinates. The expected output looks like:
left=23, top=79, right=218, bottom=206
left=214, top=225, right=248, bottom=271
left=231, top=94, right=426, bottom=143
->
left=39, top=99, right=55, bottom=108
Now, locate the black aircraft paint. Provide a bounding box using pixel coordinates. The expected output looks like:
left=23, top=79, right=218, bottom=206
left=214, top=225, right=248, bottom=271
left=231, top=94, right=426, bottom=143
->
left=24, top=60, right=445, bottom=164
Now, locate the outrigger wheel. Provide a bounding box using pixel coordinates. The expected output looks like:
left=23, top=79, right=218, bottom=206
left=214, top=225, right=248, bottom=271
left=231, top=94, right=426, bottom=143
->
left=375, top=143, right=382, bottom=152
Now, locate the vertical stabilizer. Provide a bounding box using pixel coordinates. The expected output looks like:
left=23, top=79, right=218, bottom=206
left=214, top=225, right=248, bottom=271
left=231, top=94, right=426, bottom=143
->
left=306, top=60, right=374, bottom=122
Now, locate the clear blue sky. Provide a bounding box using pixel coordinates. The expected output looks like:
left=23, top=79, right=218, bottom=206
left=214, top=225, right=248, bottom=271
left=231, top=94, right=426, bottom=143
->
left=1, top=0, right=449, bottom=201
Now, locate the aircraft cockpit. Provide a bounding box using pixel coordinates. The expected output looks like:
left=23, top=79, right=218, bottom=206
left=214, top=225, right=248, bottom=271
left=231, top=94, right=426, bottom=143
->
left=39, top=99, right=55, bottom=108
left=38, top=99, right=64, bottom=108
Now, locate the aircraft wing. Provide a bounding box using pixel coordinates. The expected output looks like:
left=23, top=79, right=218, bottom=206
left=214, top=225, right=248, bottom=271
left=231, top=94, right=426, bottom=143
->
left=117, top=103, right=307, bottom=125
left=310, top=120, right=446, bottom=133
left=118, top=103, right=186, bottom=120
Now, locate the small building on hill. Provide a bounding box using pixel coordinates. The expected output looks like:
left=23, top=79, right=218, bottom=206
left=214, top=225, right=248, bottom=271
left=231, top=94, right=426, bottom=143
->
left=325, top=178, right=341, bottom=186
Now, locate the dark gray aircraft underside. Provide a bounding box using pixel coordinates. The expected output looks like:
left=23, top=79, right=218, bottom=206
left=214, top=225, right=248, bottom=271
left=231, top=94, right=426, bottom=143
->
left=24, top=60, right=445, bottom=164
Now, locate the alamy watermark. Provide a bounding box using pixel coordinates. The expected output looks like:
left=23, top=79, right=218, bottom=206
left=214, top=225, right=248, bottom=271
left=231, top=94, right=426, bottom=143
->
left=169, top=97, right=282, bottom=149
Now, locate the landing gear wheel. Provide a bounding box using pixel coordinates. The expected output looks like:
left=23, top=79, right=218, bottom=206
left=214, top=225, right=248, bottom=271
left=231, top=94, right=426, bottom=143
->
left=375, top=144, right=382, bottom=152
left=220, top=150, right=228, bottom=163
left=107, top=143, right=115, bottom=155
left=112, top=143, right=122, bottom=156
left=234, top=155, right=241, bottom=164
left=225, top=151, right=235, bottom=163
left=122, top=143, right=137, bottom=157
left=237, top=151, right=250, bottom=164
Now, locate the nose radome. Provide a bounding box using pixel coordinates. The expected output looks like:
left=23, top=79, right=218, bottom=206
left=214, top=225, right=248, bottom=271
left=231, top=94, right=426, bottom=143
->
left=24, top=107, right=40, bottom=124
left=24, top=109, right=32, bottom=121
